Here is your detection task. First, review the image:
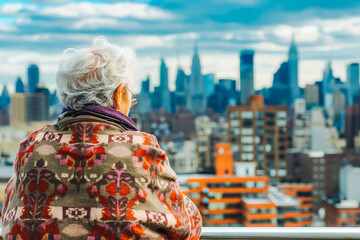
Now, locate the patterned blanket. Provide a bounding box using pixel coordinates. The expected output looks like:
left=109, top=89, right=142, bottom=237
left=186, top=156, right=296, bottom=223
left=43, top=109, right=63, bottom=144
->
left=2, top=120, right=202, bottom=239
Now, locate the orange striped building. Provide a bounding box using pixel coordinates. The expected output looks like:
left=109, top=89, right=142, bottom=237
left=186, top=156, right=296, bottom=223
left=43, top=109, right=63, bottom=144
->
left=179, top=143, right=313, bottom=226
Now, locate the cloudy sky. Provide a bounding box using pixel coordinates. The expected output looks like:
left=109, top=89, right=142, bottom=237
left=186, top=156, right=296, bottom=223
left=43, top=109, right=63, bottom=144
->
left=1, top=0, right=360, bottom=93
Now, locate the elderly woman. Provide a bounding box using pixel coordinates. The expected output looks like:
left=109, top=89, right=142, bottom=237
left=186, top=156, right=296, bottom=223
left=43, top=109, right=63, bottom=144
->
left=2, top=37, right=202, bottom=240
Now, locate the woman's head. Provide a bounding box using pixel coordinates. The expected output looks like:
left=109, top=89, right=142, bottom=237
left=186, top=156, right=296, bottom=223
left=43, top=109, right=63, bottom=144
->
left=56, top=36, right=136, bottom=113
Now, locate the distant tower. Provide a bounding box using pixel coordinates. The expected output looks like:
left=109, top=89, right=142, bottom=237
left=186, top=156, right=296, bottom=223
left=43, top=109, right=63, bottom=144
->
left=188, top=43, right=205, bottom=113
left=160, top=58, right=171, bottom=112
left=347, top=63, right=360, bottom=105
left=288, top=35, right=299, bottom=102
left=141, top=75, right=150, bottom=94
left=322, top=62, right=334, bottom=106
left=28, top=64, right=39, bottom=93
left=240, top=49, right=254, bottom=104
left=175, top=67, right=187, bottom=110
left=0, top=85, right=10, bottom=109
left=15, top=77, right=25, bottom=93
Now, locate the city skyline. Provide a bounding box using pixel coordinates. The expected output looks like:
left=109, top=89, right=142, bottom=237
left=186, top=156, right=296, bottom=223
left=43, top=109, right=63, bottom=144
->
left=1, top=1, right=360, bottom=93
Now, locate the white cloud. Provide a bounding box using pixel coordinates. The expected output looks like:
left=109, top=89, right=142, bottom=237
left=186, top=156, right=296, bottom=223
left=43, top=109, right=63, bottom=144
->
left=248, top=42, right=287, bottom=52
left=272, top=25, right=319, bottom=43
left=0, top=23, right=15, bottom=32
left=73, top=18, right=123, bottom=30
left=273, top=25, right=293, bottom=40
left=41, top=2, right=174, bottom=20
left=321, top=17, right=360, bottom=36
left=0, top=3, right=37, bottom=14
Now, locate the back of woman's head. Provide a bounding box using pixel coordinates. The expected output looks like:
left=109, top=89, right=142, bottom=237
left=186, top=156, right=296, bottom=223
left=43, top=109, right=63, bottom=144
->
left=56, top=36, right=136, bottom=110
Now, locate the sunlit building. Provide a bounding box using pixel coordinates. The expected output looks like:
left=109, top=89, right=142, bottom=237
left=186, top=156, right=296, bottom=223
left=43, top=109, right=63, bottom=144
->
left=227, top=95, right=288, bottom=183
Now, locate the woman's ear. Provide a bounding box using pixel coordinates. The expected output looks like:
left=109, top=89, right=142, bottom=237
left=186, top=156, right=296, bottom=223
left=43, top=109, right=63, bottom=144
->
left=114, top=83, right=126, bottom=111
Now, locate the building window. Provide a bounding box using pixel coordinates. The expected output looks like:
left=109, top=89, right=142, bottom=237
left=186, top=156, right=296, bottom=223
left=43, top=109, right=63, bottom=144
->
left=230, top=120, right=240, bottom=127
left=241, top=111, right=253, bottom=119
left=256, top=153, right=264, bottom=160
left=279, top=161, right=286, bottom=168
left=341, top=212, right=347, bottom=219
left=277, top=111, right=286, bottom=118
left=278, top=169, right=287, bottom=177
left=230, top=128, right=240, bottom=135
left=229, top=111, right=240, bottom=118
left=256, top=145, right=264, bottom=151
left=256, top=128, right=264, bottom=135
left=265, top=144, right=274, bottom=152
left=242, top=145, right=253, bottom=152
left=242, top=128, right=253, bottom=135
left=255, top=112, right=264, bottom=118
left=265, top=112, right=275, bottom=118
left=267, top=162, right=275, bottom=168
left=242, top=153, right=254, bottom=161
left=255, top=136, right=261, bottom=144
left=242, top=136, right=253, bottom=144
left=266, top=121, right=275, bottom=126
left=231, top=145, right=240, bottom=152
left=256, top=120, right=264, bottom=126
left=277, top=119, right=287, bottom=127
left=243, top=120, right=253, bottom=127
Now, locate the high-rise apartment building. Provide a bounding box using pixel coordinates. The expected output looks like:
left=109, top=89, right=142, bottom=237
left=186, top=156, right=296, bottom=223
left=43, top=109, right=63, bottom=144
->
left=27, top=64, right=39, bottom=93
left=227, top=95, right=288, bottom=183
left=304, top=84, right=319, bottom=108
left=287, top=151, right=360, bottom=210
left=240, top=49, right=254, bottom=104
left=345, top=106, right=360, bottom=149
left=10, top=92, right=49, bottom=128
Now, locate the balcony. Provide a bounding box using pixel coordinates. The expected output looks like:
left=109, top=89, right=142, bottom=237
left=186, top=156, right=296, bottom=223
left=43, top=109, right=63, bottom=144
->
left=0, top=227, right=359, bottom=239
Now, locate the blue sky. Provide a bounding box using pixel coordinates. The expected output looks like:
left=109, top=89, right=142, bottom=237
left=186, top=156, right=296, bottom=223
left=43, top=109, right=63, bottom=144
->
left=1, top=0, right=360, bottom=93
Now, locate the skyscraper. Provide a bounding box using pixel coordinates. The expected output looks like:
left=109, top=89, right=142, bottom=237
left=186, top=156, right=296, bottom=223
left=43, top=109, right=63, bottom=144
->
left=0, top=85, right=10, bottom=109
left=268, top=62, right=291, bottom=106
left=174, top=67, right=187, bottom=110
left=15, top=77, right=25, bottom=93
left=288, top=36, right=299, bottom=102
left=347, top=63, right=360, bottom=105
left=159, top=58, right=171, bottom=112
left=28, top=64, right=39, bottom=93
left=188, top=44, right=205, bottom=113
left=240, top=49, right=254, bottom=104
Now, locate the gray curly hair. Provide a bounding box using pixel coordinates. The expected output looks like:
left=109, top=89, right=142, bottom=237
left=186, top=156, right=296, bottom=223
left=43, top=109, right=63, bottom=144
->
left=56, top=36, right=136, bottom=110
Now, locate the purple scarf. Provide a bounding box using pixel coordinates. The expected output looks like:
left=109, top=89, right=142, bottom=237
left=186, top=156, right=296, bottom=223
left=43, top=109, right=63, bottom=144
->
left=61, top=105, right=138, bottom=131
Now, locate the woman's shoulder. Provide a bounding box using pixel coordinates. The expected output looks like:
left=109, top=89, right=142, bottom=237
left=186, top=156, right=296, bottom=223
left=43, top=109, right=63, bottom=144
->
left=39, top=122, right=161, bottom=149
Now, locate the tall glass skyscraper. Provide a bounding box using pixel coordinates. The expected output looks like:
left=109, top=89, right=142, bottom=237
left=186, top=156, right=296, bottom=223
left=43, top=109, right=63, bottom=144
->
left=347, top=63, right=360, bottom=105
left=188, top=44, right=205, bottom=113
left=240, top=49, right=254, bottom=104
left=288, top=36, right=299, bottom=102
left=160, top=58, right=171, bottom=112
left=28, top=64, right=39, bottom=93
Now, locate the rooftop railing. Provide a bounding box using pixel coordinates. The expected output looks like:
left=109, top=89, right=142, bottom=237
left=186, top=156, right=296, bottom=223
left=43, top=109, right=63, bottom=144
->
left=200, top=227, right=360, bottom=239
left=1, top=227, right=360, bottom=239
